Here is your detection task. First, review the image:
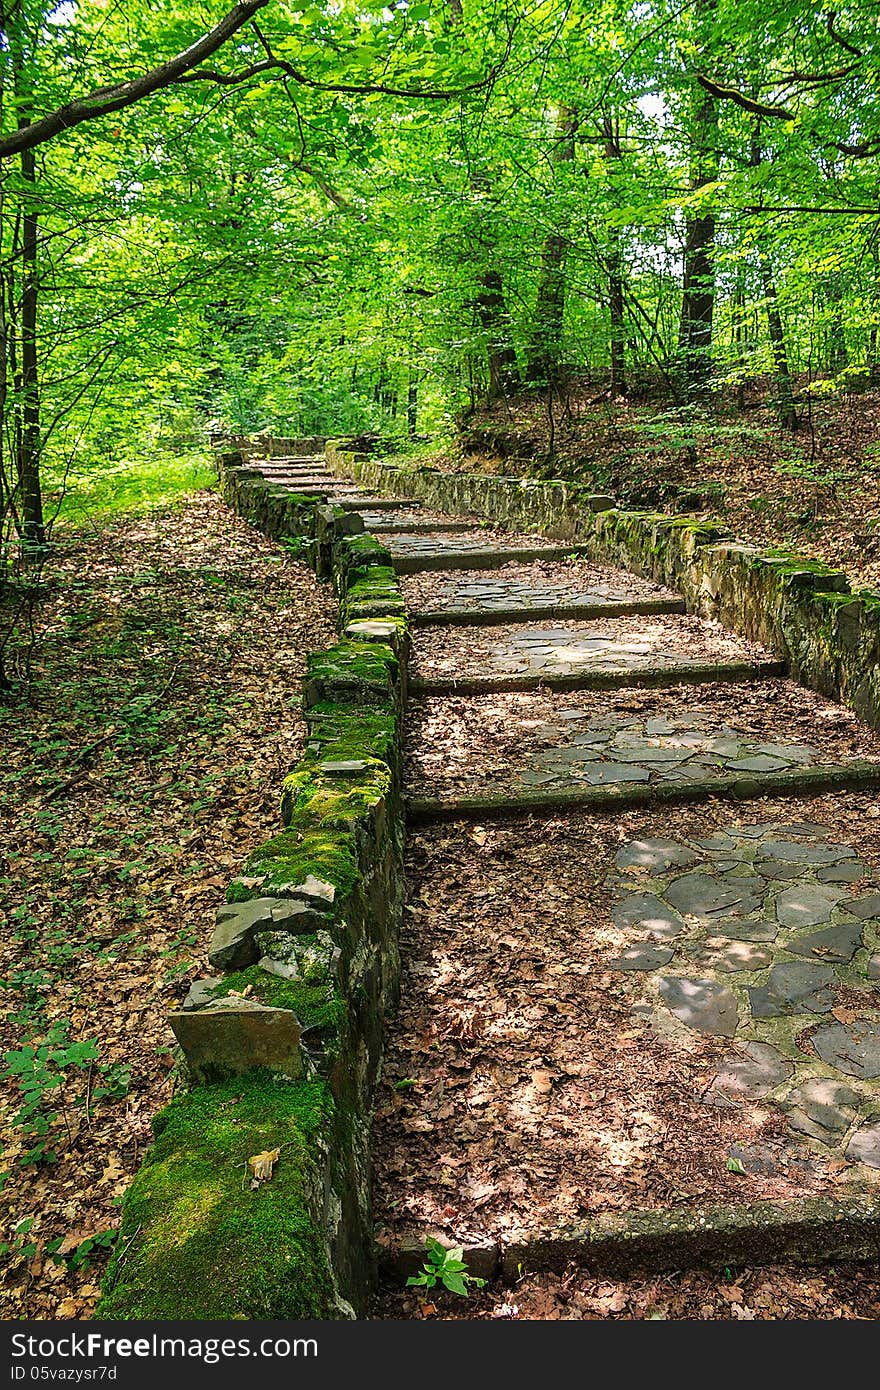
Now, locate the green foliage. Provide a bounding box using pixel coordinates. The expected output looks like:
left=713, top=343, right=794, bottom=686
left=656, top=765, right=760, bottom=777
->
left=406, top=1236, right=487, bottom=1297
left=3, top=1020, right=131, bottom=1167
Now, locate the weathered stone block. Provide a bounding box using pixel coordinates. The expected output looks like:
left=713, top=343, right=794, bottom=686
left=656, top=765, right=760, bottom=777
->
left=209, top=897, right=329, bottom=970
left=168, top=999, right=304, bottom=1082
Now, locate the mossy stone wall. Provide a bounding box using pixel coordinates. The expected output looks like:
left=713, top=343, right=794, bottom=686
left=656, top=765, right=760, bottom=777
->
left=101, top=445, right=409, bottom=1321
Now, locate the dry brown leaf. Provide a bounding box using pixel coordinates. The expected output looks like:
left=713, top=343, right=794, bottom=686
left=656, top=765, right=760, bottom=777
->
left=248, top=1148, right=281, bottom=1182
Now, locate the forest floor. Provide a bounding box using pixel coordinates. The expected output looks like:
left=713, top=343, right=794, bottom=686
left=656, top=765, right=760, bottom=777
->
left=0, top=492, right=335, bottom=1319
left=435, top=377, right=880, bottom=591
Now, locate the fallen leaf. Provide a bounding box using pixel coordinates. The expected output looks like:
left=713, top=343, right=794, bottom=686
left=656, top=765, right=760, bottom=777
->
left=248, top=1148, right=281, bottom=1182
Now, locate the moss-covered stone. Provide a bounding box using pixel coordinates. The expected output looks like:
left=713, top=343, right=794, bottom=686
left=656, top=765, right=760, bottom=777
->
left=305, top=702, right=398, bottom=766
left=96, top=1075, right=338, bottom=1320
left=233, top=828, right=360, bottom=904
left=303, top=640, right=399, bottom=709
left=205, top=965, right=344, bottom=1034
left=280, top=761, right=392, bottom=830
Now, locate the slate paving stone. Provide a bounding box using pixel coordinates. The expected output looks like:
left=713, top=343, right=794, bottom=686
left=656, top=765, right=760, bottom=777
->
left=710, top=919, right=779, bottom=942
left=846, top=1118, right=880, bottom=1168
left=774, top=884, right=843, bottom=929
left=759, top=840, right=853, bottom=865
left=614, top=838, right=701, bottom=873
left=665, top=871, right=763, bottom=919
left=811, top=1018, right=880, bottom=1078
left=756, top=862, right=810, bottom=881
left=612, top=893, right=685, bottom=939
left=726, top=754, right=794, bottom=773
left=605, top=944, right=676, bottom=971
left=581, top=762, right=651, bottom=785
left=748, top=961, right=839, bottom=1017
left=786, top=921, right=864, bottom=964
left=849, top=892, right=880, bottom=920
left=709, top=1041, right=793, bottom=1098
left=784, top=1078, right=861, bottom=1144
left=658, top=975, right=740, bottom=1036
left=707, top=941, right=775, bottom=972
left=818, top=861, right=868, bottom=883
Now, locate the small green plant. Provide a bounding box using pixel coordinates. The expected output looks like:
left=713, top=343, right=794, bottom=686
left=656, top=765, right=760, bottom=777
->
left=406, top=1237, right=487, bottom=1297
left=3, top=1022, right=131, bottom=1165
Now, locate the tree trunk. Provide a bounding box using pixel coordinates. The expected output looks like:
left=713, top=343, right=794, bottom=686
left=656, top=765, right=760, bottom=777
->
left=526, top=108, right=576, bottom=385
left=17, top=130, right=44, bottom=548
left=477, top=269, right=520, bottom=400
left=678, top=0, right=718, bottom=395
left=760, top=251, right=798, bottom=431
left=603, top=115, right=626, bottom=394
left=407, top=375, right=417, bottom=435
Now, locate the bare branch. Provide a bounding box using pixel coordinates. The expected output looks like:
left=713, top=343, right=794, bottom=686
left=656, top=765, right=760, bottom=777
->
left=0, top=1, right=271, bottom=160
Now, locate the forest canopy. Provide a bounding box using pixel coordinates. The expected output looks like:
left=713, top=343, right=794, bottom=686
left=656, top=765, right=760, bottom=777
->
left=0, top=0, right=879, bottom=547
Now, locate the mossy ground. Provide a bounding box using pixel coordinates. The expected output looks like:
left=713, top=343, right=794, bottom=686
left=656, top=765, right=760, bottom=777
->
left=97, top=1074, right=335, bottom=1320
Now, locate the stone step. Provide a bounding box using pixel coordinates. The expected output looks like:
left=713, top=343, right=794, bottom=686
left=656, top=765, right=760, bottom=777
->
left=409, top=597, right=687, bottom=627
left=410, top=611, right=772, bottom=686
left=372, top=806, right=880, bottom=1275
left=392, top=543, right=592, bottom=575
left=365, top=519, right=480, bottom=535
left=406, top=758, right=880, bottom=820
left=404, top=681, right=880, bottom=813
left=409, top=657, right=786, bottom=697
left=334, top=496, right=423, bottom=512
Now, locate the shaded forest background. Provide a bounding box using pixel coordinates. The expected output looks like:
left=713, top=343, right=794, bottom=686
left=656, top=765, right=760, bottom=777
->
left=1, top=0, right=880, bottom=651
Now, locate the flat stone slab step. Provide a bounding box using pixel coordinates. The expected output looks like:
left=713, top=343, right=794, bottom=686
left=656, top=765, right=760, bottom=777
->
left=362, top=518, right=479, bottom=535
left=372, top=804, right=880, bottom=1273
left=410, top=597, right=686, bottom=627
left=401, top=558, right=683, bottom=623
left=407, top=759, right=880, bottom=819
left=334, top=496, right=423, bottom=512
left=405, top=681, right=880, bottom=812
left=411, top=613, right=774, bottom=683
left=392, top=542, right=594, bottom=575
left=410, top=658, right=786, bottom=697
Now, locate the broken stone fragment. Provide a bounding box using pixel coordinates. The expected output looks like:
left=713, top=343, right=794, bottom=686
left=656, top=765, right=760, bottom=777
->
left=209, top=896, right=329, bottom=970
left=168, top=998, right=304, bottom=1083
left=255, top=928, right=341, bottom=983
left=783, top=1078, right=861, bottom=1144
left=284, top=874, right=336, bottom=908
left=318, top=759, right=370, bottom=776
left=182, top=976, right=224, bottom=1011
left=343, top=619, right=399, bottom=643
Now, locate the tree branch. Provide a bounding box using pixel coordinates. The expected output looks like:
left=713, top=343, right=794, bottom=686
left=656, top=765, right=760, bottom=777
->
left=696, top=75, right=796, bottom=122
left=0, top=1, right=271, bottom=160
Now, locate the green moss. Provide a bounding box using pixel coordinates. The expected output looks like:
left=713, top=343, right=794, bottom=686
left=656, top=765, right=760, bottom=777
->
left=281, top=761, right=392, bottom=829
left=305, top=703, right=398, bottom=764
left=205, top=966, right=345, bottom=1033
left=233, top=827, right=359, bottom=902
left=96, top=1074, right=335, bottom=1320
left=304, top=641, right=399, bottom=709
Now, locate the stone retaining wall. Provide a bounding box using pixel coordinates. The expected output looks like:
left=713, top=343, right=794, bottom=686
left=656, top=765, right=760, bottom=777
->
left=98, top=451, right=408, bottom=1320
left=325, top=441, right=880, bottom=732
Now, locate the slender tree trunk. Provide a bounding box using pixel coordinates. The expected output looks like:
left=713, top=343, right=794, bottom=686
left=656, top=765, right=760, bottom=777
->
left=678, top=0, right=718, bottom=395
left=407, top=374, right=417, bottom=436
left=760, top=251, right=798, bottom=431
left=526, top=107, right=576, bottom=384
left=603, top=115, right=626, bottom=394
left=477, top=268, right=520, bottom=400
left=17, top=130, right=43, bottom=547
